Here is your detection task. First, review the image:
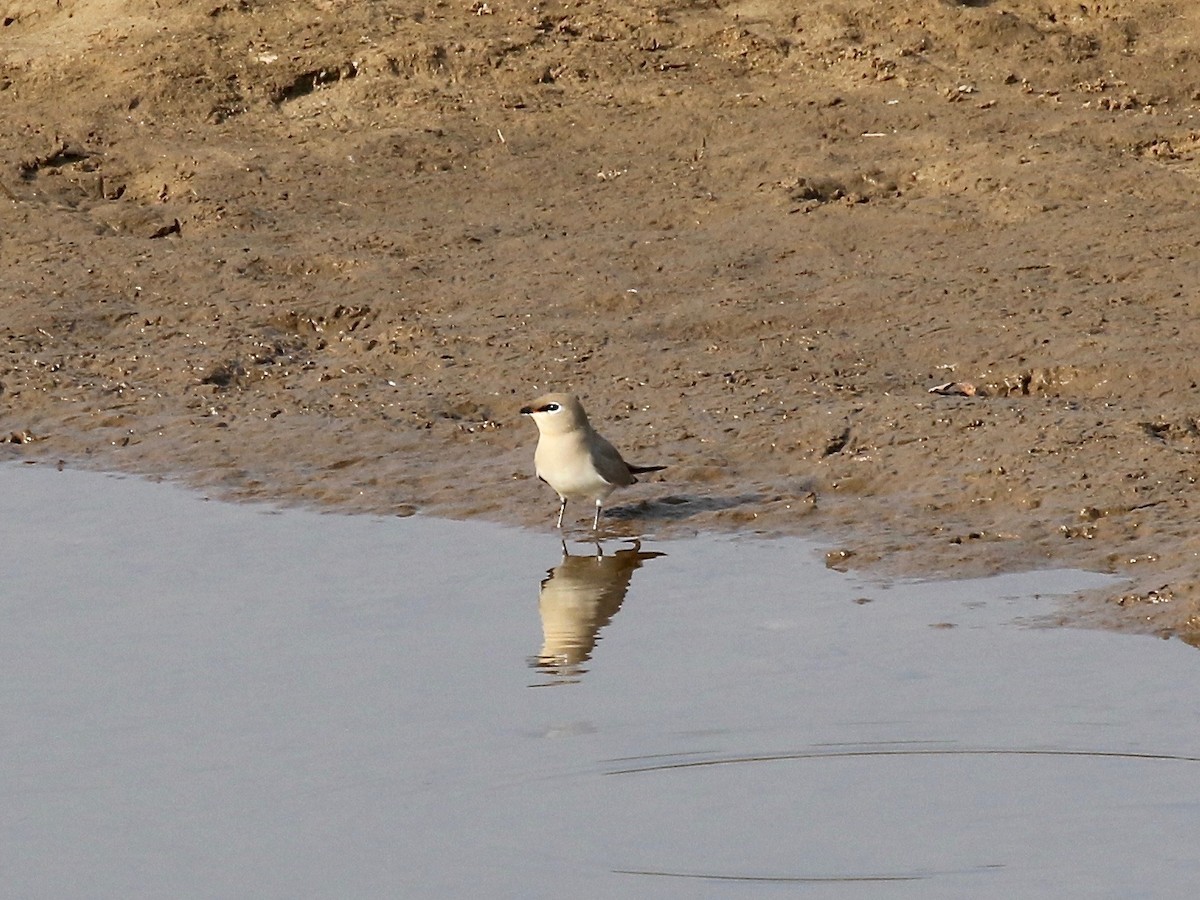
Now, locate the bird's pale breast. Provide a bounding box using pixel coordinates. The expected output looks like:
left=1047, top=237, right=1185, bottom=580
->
left=535, top=432, right=619, bottom=501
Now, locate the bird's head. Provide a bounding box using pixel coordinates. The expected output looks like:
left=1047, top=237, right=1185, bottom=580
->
left=520, top=393, right=589, bottom=435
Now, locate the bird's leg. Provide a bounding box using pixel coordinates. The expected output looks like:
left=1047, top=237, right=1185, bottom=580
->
left=592, top=500, right=602, bottom=531
left=555, top=496, right=567, bottom=529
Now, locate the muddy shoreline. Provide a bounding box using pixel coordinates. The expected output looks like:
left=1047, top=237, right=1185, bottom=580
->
left=4, top=1, right=1200, bottom=641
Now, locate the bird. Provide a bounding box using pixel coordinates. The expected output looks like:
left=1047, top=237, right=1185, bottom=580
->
left=519, top=393, right=666, bottom=530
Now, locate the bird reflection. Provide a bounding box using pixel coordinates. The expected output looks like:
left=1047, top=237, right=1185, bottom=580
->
left=531, top=541, right=665, bottom=683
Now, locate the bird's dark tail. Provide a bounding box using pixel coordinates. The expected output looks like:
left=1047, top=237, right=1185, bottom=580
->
left=628, top=464, right=667, bottom=475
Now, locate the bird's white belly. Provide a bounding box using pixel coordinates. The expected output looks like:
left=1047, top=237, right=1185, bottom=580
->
left=536, top=446, right=615, bottom=501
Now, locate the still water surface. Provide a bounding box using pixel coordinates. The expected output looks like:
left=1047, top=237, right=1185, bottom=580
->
left=2, top=464, right=1198, bottom=898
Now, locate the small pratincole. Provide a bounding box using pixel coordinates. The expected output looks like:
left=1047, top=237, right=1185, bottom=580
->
left=519, top=393, right=666, bottom=530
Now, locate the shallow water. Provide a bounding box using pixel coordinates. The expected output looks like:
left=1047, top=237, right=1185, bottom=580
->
left=3, top=463, right=1198, bottom=899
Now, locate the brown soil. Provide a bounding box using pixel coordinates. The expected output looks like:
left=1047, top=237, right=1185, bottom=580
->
left=5, top=0, right=1200, bottom=642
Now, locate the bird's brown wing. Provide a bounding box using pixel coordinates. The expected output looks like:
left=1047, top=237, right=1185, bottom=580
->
left=589, top=432, right=637, bottom=487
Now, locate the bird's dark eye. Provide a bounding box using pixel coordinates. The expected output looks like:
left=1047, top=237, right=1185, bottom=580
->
left=544, top=403, right=561, bottom=412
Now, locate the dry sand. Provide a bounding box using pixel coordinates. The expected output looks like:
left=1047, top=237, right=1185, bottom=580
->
left=4, top=0, right=1200, bottom=640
